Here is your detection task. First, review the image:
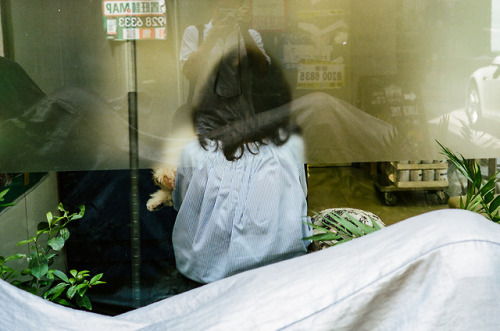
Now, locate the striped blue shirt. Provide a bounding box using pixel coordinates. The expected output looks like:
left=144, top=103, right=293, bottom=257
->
left=172, top=135, right=311, bottom=283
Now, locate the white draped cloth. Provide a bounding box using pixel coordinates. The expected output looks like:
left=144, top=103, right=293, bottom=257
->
left=1, top=209, right=500, bottom=330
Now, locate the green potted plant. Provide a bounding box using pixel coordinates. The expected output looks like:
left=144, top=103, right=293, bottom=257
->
left=437, top=141, right=500, bottom=223
left=0, top=188, right=105, bottom=310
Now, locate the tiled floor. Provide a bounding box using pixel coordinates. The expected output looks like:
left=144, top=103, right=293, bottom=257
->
left=306, top=164, right=451, bottom=226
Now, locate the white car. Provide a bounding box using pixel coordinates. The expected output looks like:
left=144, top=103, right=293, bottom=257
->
left=466, top=55, right=500, bottom=124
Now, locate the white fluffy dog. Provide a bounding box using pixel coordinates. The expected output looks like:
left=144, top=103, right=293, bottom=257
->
left=146, top=167, right=177, bottom=211
left=146, top=103, right=196, bottom=212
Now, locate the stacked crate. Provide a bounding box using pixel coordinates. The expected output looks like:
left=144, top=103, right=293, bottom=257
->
left=387, top=160, right=448, bottom=188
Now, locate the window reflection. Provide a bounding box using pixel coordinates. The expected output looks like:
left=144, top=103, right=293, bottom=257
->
left=0, top=0, right=499, bottom=314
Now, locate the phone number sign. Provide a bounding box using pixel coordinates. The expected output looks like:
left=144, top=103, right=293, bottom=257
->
left=297, top=63, right=345, bottom=89
left=102, top=0, right=166, bottom=40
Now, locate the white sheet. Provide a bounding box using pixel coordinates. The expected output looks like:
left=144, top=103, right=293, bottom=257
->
left=2, top=209, right=500, bottom=330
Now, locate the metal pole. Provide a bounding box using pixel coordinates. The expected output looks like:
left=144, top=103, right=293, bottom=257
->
left=1, top=0, right=15, bottom=59
left=127, top=40, right=141, bottom=308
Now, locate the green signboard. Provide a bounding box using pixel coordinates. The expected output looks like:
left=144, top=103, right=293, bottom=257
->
left=102, top=0, right=166, bottom=40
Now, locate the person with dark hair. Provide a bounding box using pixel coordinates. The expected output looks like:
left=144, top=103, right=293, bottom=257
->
left=172, top=107, right=311, bottom=284
left=170, top=1, right=311, bottom=284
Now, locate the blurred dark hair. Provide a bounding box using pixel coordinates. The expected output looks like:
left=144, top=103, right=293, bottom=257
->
left=189, top=42, right=299, bottom=161
left=193, top=101, right=300, bottom=161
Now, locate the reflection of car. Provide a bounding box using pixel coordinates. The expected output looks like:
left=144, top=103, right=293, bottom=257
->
left=466, top=55, right=500, bottom=124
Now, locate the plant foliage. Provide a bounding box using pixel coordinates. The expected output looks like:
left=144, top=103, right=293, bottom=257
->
left=0, top=190, right=105, bottom=310
left=304, top=210, right=382, bottom=246
left=0, top=188, right=15, bottom=208
left=437, top=141, right=500, bottom=223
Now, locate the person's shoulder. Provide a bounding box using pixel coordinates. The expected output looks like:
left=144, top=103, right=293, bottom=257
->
left=276, top=134, right=305, bottom=163
left=248, top=29, right=262, bottom=37
left=183, top=25, right=198, bottom=34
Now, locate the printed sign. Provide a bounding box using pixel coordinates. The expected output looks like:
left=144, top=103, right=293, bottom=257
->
left=102, top=0, right=166, bottom=40
left=282, top=6, right=349, bottom=90
left=296, top=62, right=345, bottom=89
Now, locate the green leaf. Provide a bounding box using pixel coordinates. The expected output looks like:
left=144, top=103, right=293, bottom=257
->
left=76, top=283, right=89, bottom=296
left=484, top=191, right=495, bottom=205
left=17, top=238, right=34, bottom=246
left=488, top=195, right=500, bottom=214
left=479, top=178, right=496, bottom=197
left=473, top=164, right=483, bottom=188
left=437, top=141, right=474, bottom=182
left=78, top=205, right=85, bottom=217
left=21, top=268, right=32, bottom=275
left=43, top=253, right=57, bottom=262
left=54, top=298, right=74, bottom=308
left=48, top=237, right=65, bottom=251
left=77, top=270, right=90, bottom=276
left=335, top=216, right=363, bottom=237
left=71, top=213, right=83, bottom=221
left=466, top=194, right=483, bottom=212
left=6, top=253, right=25, bottom=262
left=303, top=232, right=342, bottom=242
left=370, top=217, right=382, bottom=231
left=44, top=282, right=69, bottom=300
left=0, top=188, right=9, bottom=200
left=70, top=269, right=78, bottom=277
left=0, top=202, right=15, bottom=207
left=75, top=295, right=92, bottom=310
left=59, top=228, right=70, bottom=241
left=90, top=273, right=104, bottom=285
left=39, top=280, right=50, bottom=288
left=67, top=285, right=77, bottom=299
left=344, top=214, right=376, bottom=235
left=52, top=270, right=70, bottom=283
left=324, top=212, right=362, bottom=236
left=46, top=212, right=54, bottom=227
left=32, top=262, right=49, bottom=280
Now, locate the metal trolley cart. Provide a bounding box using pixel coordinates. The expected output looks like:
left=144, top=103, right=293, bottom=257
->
left=375, top=161, right=449, bottom=206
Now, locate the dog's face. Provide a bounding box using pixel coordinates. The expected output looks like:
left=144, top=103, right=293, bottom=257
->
left=153, top=167, right=177, bottom=190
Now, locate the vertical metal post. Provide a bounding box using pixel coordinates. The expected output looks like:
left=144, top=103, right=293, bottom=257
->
left=127, top=40, right=141, bottom=308
left=1, top=0, right=15, bottom=59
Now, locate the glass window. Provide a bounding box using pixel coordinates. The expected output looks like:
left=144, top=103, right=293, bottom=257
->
left=1, top=0, right=498, bottom=314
